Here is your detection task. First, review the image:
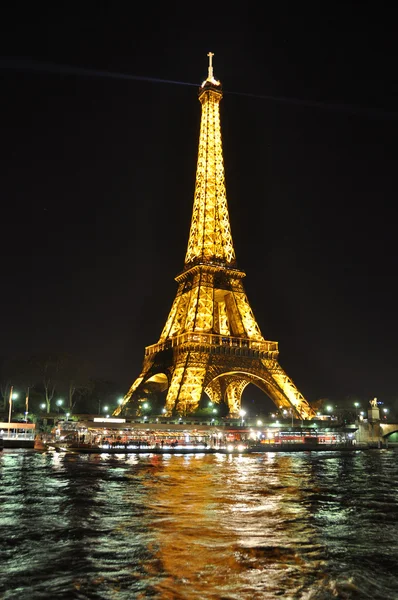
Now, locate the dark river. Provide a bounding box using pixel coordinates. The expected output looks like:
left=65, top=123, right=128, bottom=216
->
left=1, top=449, right=398, bottom=599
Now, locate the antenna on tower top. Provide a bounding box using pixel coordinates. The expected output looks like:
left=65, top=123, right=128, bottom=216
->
left=202, top=51, right=220, bottom=87
left=207, top=52, right=214, bottom=80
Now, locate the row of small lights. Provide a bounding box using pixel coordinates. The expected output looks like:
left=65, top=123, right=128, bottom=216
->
left=8, top=394, right=126, bottom=420
left=133, top=401, right=391, bottom=423
left=322, top=402, right=389, bottom=416
left=8, top=394, right=390, bottom=421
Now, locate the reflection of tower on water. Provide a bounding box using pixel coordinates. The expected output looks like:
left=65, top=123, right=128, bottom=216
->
left=139, top=453, right=316, bottom=598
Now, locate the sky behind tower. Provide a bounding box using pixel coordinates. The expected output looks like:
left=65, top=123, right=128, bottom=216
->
left=1, top=6, right=397, bottom=409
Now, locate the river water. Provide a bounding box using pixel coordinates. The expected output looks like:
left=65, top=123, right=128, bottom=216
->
left=1, top=449, right=398, bottom=600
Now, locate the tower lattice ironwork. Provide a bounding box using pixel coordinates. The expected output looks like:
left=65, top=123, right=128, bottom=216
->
left=116, top=53, right=316, bottom=420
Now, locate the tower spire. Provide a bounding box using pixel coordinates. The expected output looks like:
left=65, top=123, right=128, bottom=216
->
left=185, top=53, right=234, bottom=268
left=207, top=51, right=214, bottom=80
left=202, top=51, right=220, bottom=87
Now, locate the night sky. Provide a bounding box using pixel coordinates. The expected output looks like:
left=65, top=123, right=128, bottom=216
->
left=1, top=7, right=397, bottom=410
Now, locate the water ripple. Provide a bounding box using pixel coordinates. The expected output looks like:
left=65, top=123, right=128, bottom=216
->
left=1, top=449, right=398, bottom=599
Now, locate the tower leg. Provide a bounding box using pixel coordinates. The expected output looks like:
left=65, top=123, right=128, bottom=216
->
left=165, top=352, right=208, bottom=416
left=114, top=355, right=157, bottom=416
left=114, top=376, right=144, bottom=416
left=262, top=359, right=316, bottom=420
left=225, top=378, right=249, bottom=418
left=204, top=378, right=223, bottom=405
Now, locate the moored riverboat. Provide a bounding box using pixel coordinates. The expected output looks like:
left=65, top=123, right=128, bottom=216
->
left=60, top=440, right=249, bottom=454
left=48, top=440, right=365, bottom=455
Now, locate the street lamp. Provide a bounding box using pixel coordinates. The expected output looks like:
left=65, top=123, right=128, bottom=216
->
left=117, top=397, right=124, bottom=405
left=56, top=399, right=63, bottom=414
left=7, top=386, right=18, bottom=431
left=8, top=391, right=19, bottom=424
left=40, top=403, right=46, bottom=410
left=142, top=403, right=151, bottom=418
left=66, top=412, right=70, bottom=421
left=239, top=409, right=246, bottom=425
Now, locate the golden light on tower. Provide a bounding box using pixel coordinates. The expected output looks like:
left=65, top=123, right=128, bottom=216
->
left=115, top=53, right=316, bottom=420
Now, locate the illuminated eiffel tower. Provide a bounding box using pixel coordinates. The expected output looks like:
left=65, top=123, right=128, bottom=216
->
left=116, top=53, right=316, bottom=420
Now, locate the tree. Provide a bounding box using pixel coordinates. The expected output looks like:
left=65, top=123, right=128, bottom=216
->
left=88, top=379, right=124, bottom=415
left=33, top=354, right=64, bottom=414
left=56, top=354, right=93, bottom=412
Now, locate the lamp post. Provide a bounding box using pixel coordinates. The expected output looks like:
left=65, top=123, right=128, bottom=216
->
left=7, top=389, right=19, bottom=439
left=8, top=390, right=18, bottom=419
left=56, top=399, right=63, bottom=414
left=25, top=387, right=30, bottom=422
left=142, top=403, right=150, bottom=420
left=239, top=409, right=246, bottom=426
left=8, top=386, right=14, bottom=425
left=7, top=386, right=13, bottom=438
left=283, top=409, right=294, bottom=428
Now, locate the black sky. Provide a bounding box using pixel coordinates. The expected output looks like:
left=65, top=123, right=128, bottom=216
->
left=1, top=6, right=397, bottom=408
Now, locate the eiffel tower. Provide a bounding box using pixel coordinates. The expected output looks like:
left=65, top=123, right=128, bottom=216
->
left=116, top=53, right=316, bottom=420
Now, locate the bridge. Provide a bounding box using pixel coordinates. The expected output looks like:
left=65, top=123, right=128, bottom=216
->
left=380, top=423, right=398, bottom=438
left=355, top=419, right=398, bottom=444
